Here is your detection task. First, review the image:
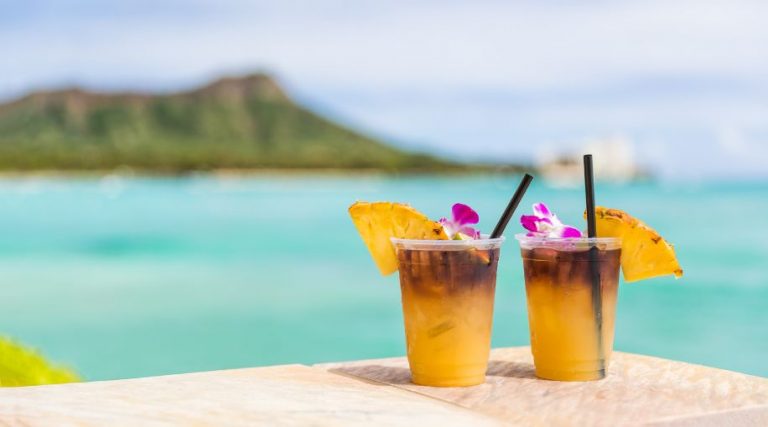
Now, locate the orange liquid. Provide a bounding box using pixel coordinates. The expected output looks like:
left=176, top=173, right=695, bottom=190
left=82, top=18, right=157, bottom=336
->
left=397, top=248, right=499, bottom=386
left=522, top=247, right=620, bottom=381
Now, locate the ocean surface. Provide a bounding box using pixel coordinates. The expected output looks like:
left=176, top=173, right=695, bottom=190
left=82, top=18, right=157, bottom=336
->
left=1, top=175, right=766, bottom=380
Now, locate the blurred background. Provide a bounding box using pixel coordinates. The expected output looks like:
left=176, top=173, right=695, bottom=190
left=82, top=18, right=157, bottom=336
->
left=1, top=0, right=766, bottom=381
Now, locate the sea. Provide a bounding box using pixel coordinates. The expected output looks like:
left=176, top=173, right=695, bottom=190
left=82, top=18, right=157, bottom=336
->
left=0, top=175, right=766, bottom=380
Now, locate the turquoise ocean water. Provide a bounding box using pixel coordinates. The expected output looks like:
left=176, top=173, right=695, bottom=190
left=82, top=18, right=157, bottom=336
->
left=1, top=175, right=766, bottom=380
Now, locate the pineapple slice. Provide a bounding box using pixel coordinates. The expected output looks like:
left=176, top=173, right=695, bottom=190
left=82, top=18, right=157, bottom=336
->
left=349, top=201, right=448, bottom=275
left=588, top=207, right=683, bottom=283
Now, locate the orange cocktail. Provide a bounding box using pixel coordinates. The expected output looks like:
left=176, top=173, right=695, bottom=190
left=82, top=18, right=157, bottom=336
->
left=392, top=237, right=503, bottom=386
left=517, top=235, right=621, bottom=381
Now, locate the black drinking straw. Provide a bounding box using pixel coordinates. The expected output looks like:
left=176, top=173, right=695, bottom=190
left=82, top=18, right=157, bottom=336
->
left=490, top=173, right=533, bottom=239
left=583, top=154, right=604, bottom=374
left=584, top=155, right=597, bottom=239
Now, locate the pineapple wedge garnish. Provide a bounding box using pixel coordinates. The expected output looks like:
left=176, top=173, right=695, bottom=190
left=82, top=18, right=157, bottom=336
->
left=589, top=207, right=683, bottom=283
left=349, top=201, right=448, bottom=275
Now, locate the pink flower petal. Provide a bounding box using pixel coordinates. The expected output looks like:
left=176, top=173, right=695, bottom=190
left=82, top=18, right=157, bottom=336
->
left=458, top=225, right=480, bottom=238
left=521, top=203, right=583, bottom=239
left=520, top=215, right=540, bottom=232
left=452, top=203, right=479, bottom=226
left=559, top=226, right=583, bottom=238
left=532, top=203, right=552, bottom=218
left=439, top=219, right=455, bottom=235
left=521, top=215, right=557, bottom=233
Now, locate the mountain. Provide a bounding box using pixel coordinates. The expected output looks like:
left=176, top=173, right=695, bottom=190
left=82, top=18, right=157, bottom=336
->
left=0, top=74, right=476, bottom=172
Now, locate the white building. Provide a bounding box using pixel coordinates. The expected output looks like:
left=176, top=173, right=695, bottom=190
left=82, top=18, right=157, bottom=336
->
left=535, top=137, right=642, bottom=187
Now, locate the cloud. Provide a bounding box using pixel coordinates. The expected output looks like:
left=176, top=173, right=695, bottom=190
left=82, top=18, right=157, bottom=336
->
left=4, top=0, right=768, bottom=91
left=2, top=0, right=768, bottom=178
left=715, top=125, right=768, bottom=164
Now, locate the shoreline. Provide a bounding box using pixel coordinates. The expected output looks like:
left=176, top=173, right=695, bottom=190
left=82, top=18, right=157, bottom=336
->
left=0, top=166, right=530, bottom=179
left=0, top=170, right=763, bottom=185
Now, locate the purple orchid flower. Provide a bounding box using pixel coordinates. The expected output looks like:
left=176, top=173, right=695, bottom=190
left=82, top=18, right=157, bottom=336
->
left=440, top=203, right=481, bottom=239
left=520, top=202, right=583, bottom=238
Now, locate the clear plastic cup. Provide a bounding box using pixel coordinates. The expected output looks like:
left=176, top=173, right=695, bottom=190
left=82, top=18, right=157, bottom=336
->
left=391, top=236, right=504, bottom=387
left=516, top=234, right=622, bottom=381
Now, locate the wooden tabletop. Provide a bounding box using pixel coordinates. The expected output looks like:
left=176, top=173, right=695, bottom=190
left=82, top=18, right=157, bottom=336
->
left=1, top=346, right=766, bottom=426
left=320, top=347, right=768, bottom=426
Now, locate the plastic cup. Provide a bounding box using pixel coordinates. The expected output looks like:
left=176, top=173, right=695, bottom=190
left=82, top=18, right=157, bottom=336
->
left=516, top=234, right=622, bottom=381
left=391, top=236, right=504, bottom=387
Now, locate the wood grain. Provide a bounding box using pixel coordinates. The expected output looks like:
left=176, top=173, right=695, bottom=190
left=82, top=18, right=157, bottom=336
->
left=319, top=346, right=768, bottom=426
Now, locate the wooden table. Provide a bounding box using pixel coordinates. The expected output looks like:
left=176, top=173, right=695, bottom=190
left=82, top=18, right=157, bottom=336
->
left=1, top=347, right=766, bottom=426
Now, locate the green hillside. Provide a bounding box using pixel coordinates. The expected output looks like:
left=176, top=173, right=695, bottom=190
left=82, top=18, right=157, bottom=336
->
left=0, top=74, right=469, bottom=172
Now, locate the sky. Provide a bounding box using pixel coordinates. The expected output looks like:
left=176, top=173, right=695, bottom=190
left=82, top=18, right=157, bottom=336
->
left=2, top=0, right=768, bottom=180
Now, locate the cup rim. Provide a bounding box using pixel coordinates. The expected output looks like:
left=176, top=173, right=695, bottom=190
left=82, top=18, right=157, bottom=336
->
left=514, top=233, right=621, bottom=247
left=390, top=234, right=505, bottom=250
left=515, top=233, right=620, bottom=243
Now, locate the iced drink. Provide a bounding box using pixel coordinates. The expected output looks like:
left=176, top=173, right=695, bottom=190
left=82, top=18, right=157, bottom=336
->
left=517, top=235, right=621, bottom=381
left=392, top=237, right=503, bottom=387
